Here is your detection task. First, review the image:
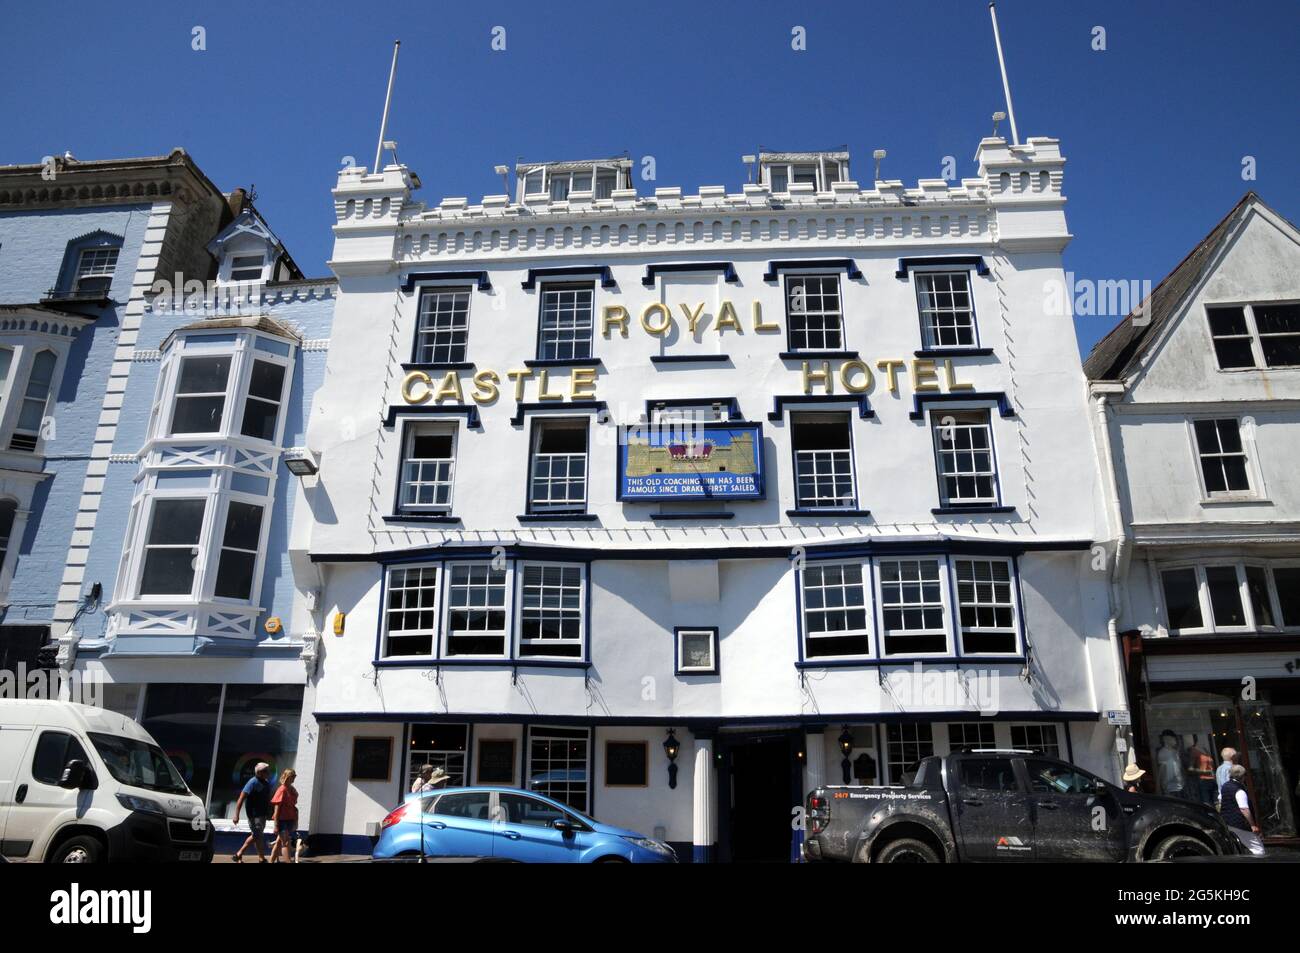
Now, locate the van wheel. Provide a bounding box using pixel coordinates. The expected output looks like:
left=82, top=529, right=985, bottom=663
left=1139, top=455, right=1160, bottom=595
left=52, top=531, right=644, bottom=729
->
left=51, top=836, right=103, bottom=864
left=874, top=838, right=940, bottom=864
left=1147, top=833, right=1214, bottom=861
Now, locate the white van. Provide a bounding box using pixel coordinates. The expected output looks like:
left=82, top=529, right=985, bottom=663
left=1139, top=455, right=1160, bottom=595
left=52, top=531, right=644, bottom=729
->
left=0, top=700, right=212, bottom=862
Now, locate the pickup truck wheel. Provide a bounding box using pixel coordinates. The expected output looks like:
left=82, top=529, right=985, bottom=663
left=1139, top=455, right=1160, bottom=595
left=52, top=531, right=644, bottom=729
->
left=873, top=838, right=940, bottom=864
left=1148, top=833, right=1214, bottom=861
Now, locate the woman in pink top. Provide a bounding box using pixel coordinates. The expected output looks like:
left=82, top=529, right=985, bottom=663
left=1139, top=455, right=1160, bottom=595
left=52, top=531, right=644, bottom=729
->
left=270, top=769, right=299, bottom=864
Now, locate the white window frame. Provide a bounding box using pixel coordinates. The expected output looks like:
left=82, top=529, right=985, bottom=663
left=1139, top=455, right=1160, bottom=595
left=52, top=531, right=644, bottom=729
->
left=228, top=254, right=266, bottom=283
left=442, top=561, right=511, bottom=659
left=8, top=347, right=60, bottom=453
left=945, top=722, right=995, bottom=753
left=134, top=494, right=210, bottom=602
left=1010, top=724, right=1061, bottom=758
left=515, top=561, right=586, bottom=660
left=165, top=352, right=235, bottom=438
left=1158, top=560, right=1294, bottom=635
left=675, top=628, right=718, bottom=674
left=876, top=556, right=952, bottom=657
left=73, top=246, right=120, bottom=294
left=381, top=564, right=440, bottom=659
left=931, top=409, right=1000, bottom=508
left=951, top=556, right=1021, bottom=657
left=397, top=421, right=457, bottom=514
left=536, top=283, right=595, bottom=361
left=527, top=418, right=589, bottom=514
left=157, top=333, right=293, bottom=446
left=1206, top=300, right=1300, bottom=371
left=784, top=273, right=844, bottom=352
left=239, top=356, right=289, bottom=444
left=1187, top=416, right=1265, bottom=503
left=413, top=286, right=472, bottom=365
left=763, top=158, right=845, bottom=193
left=791, top=411, right=858, bottom=511
left=210, top=495, right=267, bottom=604
left=799, top=559, right=874, bottom=660
left=914, top=270, right=978, bottom=350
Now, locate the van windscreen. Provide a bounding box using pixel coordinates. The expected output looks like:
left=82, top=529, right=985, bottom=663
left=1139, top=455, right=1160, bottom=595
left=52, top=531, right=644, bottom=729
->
left=88, top=732, right=189, bottom=795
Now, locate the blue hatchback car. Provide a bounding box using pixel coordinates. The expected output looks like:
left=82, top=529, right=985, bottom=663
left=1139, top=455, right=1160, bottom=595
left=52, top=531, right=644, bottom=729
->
left=372, top=786, right=677, bottom=863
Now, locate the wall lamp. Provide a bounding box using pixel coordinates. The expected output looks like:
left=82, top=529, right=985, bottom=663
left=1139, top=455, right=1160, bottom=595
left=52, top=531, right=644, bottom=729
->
left=838, top=726, right=855, bottom=785
left=283, top=447, right=320, bottom=477
left=664, top=729, right=680, bottom=789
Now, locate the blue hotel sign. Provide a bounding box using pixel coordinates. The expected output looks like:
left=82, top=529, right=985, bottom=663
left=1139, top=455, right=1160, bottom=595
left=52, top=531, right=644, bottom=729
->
left=618, top=422, right=765, bottom=500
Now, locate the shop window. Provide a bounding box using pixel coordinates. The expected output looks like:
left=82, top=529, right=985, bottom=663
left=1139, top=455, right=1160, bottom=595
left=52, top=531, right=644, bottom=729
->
left=517, top=563, right=584, bottom=658
left=208, top=684, right=303, bottom=820
left=405, top=723, right=468, bottom=791
left=140, top=683, right=222, bottom=805
left=1010, top=724, right=1060, bottom=758
left=240, top=359, right=287, bottom=441
left=169, top=355, right=231, bottom=435
left=10, top=349, right=57, bottom=452
left=413, top=287, right=471, bottom=364
left=947, top=722, right=994, bottom=752
left=138, top=499, right=206, bottom=597
left=383, top=565, right=438, bottom=657
left=791, top=412, right=856, bottom=510
left=785, top=274, right=843, bottom=351
left=954, top=558, right=1018, bottom=654
left=800, top=561, right=871, bottom=659
left=398, top=423, right=456, bottom=513
left=445, top=563, right=509, bottom=657
left=527, top=726, right=590, bottom=813
left=916, top=272, right=977, bottom=349
left=1160, top=561, right=1291, bottom=634
left=1193, top=418, right=1251, bottom=495
left=537, top=283, right=594, bottom=361
left=528, top=420, right=588, bottom=513
left=886, top=723, right=934, bottom=784
left=932, top=410, right=999, bottom=507
left=878, top=558, right=948, bottom=656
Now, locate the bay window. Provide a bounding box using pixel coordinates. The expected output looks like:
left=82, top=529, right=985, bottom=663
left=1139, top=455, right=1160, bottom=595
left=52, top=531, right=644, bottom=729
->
left=170, top=355, right=231, bottom=435
left=139, top=499, right=206, bottom=597
left=445, top=563, right=509, bottom=657
left=800, top=562, right=871, bottom=659
left=213, top=501, right=264, bottom=600
left=240, top=359, right=286, bottom=441
left=384, top=565, right=439, bottom=657
left=878, top=558, right=949, bottom=656
left=518, top=564, right=584, bottom=658
left=954, top=557, right=1019, bottom=655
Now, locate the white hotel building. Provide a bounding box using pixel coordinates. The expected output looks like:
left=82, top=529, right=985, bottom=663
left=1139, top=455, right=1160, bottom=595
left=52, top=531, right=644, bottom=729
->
left=288, top=138, right=1125, bottom=860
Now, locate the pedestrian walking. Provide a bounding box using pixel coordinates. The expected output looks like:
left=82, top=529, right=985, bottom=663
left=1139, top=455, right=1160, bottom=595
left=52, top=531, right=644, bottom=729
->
left=1121, top=763, right=1146, bottom=794
left=410, top=764, right=449, bottom=795
left=270, top=768, right=299, bottom=864
left=232, top=762, right=274, bottom=863
left=1215, top=747, right=1237, bottom=809
left=1220, top=764, right=1265, bottom=856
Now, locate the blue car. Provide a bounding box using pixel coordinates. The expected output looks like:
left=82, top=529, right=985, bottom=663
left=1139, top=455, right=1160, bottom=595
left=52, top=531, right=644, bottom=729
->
left=372, top=786, right=677, bottom=863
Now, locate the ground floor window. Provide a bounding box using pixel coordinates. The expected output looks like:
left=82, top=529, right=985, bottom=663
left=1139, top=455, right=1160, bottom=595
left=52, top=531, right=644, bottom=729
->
left=947, top=721, right=994, bottom=752
left=1145, top=690, right=1296, bottom=837
left=886, top=723, right=934, bottom=784
left=1011, top=724, right=1061, bottom=758
left=406, top=723, right=468, bottom=791
left=135, top=682, right=304, bottom=819
left=527, top=726, right=590, bottom=814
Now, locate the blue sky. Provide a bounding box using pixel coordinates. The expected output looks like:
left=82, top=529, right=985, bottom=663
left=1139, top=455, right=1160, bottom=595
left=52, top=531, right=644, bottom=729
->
left=3, top=0, right=1297, bottom=355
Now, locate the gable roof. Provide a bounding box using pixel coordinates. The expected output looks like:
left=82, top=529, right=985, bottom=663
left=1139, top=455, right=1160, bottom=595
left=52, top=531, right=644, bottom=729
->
left=206, top=201, right=304, bottom=280
left=1082, top=192, right=1284, bottom=382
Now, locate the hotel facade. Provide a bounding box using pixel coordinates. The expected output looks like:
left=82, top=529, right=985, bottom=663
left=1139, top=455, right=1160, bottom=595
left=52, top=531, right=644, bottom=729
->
left=289, top=137, right=1128, bottom=860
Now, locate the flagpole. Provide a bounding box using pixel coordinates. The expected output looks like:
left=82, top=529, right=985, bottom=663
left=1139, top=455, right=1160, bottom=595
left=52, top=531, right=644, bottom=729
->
left=988, top=3, right=1020, bottom=145
left=373, top=40, right=401, bottom=173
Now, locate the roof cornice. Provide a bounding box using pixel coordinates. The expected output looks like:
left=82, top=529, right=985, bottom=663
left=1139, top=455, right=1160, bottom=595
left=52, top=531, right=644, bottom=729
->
left=0, top=148, right=226, bottom=212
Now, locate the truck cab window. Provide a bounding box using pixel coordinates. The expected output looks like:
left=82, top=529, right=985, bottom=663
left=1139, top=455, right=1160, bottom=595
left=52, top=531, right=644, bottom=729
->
left=1025, top=759, right=1094, bottom=795
left=957, top=757, right=1019, bottom=793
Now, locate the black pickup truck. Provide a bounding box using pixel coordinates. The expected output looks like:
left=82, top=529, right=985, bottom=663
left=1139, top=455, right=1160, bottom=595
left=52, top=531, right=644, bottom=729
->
left=804, top=750, right=1241, bottom=863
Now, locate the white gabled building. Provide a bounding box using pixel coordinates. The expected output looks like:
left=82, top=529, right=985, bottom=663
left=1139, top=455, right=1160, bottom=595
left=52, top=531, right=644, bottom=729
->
left=288, top=137, right=1123, bottom=860
left=1085, top=193, right=1300, bottom=844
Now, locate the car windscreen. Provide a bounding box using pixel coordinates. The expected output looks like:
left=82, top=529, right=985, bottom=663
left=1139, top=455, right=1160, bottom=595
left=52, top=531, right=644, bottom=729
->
left=88, top=732, right=190, bottom=794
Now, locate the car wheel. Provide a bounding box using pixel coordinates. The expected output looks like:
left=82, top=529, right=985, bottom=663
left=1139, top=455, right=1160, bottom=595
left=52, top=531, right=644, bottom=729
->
left=593, top=856, right=630, bottom=864
left=873, top=838, right=940, bottom=864
left=51, top=835, right=103, bottom=864
left=1148, top=833, right=1214, bottom=861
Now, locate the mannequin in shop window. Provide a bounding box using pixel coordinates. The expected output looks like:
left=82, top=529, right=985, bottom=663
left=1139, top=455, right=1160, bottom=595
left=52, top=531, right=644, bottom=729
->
left=1186, top=735, right=1217, bottom=805
left=1156, top=730, right=1187, bottom=798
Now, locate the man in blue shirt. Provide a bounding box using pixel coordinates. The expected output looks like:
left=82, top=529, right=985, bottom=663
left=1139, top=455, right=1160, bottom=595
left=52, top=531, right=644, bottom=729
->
left=1215, top=747, right=1237, bottom=809
left=232, top=762, right=274, bottom=863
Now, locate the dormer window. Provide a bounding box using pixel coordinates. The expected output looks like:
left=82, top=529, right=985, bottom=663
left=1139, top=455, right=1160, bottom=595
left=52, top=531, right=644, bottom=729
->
left=760, top=152, right=848, bottom=193
left=228, top=254, right=265, bottom=282
left=517, top=160, right=629, bottom=202
left=74, top=247, right=119, bottom=294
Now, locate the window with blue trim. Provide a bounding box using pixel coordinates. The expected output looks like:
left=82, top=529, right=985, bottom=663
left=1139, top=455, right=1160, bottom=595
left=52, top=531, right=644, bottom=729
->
left=792, top=412, right=856, bottom=509
left=537, top=283, right=594, bottom=360
left=414, top=287, right=471, bottom=364
left=785, top=274, right=843, bottom=351
left=931, top=410, right=999, bottom=507
left=528, top=419, right=588, bottom=514
left=800, top=561, right=871, bottom=659
left=915, top=272, right=977, bottom=349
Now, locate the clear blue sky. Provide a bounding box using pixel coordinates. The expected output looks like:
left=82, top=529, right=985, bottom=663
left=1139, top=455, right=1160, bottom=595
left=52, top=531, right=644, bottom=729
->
left=3, top=0, right=1297, bottom=355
